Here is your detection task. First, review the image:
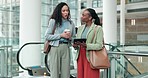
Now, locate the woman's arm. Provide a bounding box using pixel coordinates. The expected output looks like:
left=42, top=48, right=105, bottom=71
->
left=45, top=19, right=61, bottom=41
left=86, top=26, right=103, bottom=50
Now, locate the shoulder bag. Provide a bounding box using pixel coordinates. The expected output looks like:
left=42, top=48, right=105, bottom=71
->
left=43, top=24, right=56, bottom=54
left=89, top=26, right=110, bottom=69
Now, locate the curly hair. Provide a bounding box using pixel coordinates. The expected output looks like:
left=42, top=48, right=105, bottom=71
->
left=50, top=2, right=71, bottom=26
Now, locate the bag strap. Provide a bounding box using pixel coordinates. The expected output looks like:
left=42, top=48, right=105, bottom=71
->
left=91, top=26, right=104, bottom=45
left=52, top=23, right=56, bottom=34
left=91, top=26, right=98, bottom=43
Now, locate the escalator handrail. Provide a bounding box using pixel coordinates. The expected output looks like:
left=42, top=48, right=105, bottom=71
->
left=44, top=54, right=50, bottom=73
left=16, top=42, right=44, bottom=71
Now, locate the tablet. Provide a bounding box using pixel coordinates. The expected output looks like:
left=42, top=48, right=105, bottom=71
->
left=74, top=38, right=86, bottom=43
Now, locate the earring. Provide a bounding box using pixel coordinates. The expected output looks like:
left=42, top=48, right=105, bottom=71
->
left=92, top=19, right=95, bottom=22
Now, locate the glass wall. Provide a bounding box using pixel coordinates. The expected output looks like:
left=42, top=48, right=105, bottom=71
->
left=0, top=0, right=20, bottom=77
left=0, top=0, right=19, bottom=46
left=92, top=0, right=102, bottom=8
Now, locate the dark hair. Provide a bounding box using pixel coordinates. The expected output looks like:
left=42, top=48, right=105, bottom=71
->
left=86, top=8, right=101, bottom=25
left=50, top=2, right=71, bottom=26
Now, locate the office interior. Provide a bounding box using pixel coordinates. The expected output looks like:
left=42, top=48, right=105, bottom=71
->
left=0, top=0, right=148, bottom=78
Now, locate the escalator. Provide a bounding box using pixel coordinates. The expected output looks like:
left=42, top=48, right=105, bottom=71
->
left=16, top=42, right=50, bottom=77
left=16, top=42, right=76, bottom=78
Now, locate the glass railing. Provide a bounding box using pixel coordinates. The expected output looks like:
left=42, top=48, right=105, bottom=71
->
left=103, top=44, right=148, bottom=78
left=107, top=51, right=148, bottom=78
left=0, top=46, right=15, bottom=77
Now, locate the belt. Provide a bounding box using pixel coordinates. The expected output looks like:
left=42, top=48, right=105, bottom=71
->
left=59, top=41, right=68, bottom=44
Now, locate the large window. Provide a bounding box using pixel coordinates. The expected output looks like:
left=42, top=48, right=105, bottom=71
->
left=92, top=0, right=102, bottom=8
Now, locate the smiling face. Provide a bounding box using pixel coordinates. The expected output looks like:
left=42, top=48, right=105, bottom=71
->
left=61, top=5, right=69, bottom=19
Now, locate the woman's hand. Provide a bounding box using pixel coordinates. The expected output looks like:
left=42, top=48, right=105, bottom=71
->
left=80, top=42, right=87, bottom=48
left=60, top=31, right=71, bottom=39
left=72, top=41, right=80, bottom=48
left=72, top=43, right=78, bottom=48
left=73, top=41, right=86, bottom=48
